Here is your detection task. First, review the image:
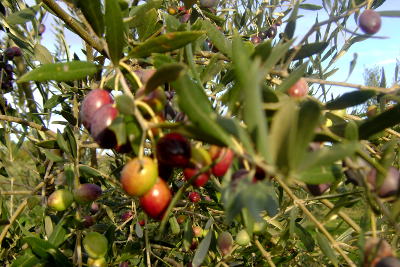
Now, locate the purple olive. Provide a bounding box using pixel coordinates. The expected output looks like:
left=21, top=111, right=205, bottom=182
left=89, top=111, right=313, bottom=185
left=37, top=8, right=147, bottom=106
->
left=80, top=89, right=113, bottom=131
left=73, top=183, right=102, bottom=204
left=367, top=167, right=400, bottom=198
left=306, top=183, right=330, bottom=196
left=358, top=9, right=381, bottom=34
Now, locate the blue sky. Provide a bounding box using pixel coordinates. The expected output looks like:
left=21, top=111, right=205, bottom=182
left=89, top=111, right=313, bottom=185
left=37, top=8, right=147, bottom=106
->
left=292, top=0, right=399, bottom=94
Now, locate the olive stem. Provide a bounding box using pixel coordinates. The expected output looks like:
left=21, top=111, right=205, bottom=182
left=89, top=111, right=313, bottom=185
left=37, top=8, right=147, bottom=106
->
left=0, top=181, right=46, bottom=247
left=255, top=239, right=276, bottom=267
left=320, top=199, right=361, bottom=233
left=0, top=114, right=57, bottom=138
left=305, top=78, right=399, bottom=93
left=274, top=174, right=356, bottom=267
left=370, top=209, right=377, bottom=238
left=283, top=2, right=366, bottom=69
left=41, top=0, right=104, bottom=54
left=157, top=164, right=213, bottom=239
left=144, top=215, right=152, bottom=266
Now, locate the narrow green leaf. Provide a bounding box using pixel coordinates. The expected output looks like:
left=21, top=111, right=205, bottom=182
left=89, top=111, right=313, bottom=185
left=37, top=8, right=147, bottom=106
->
left=276, top=63, right=308, bottom=93
left=56, top=130, right=70, bottom=155
left=294, top=223, right=315, bottom=252
left=135, top=222, right=143, bottom=238
left=325, top=90, right=376, bottom=110
left=129, top=0, right=162, bottom=18
left=263, top=40, right=294, bottom=73
left=345, top=120, right=359, bottom=141
left=18, top=61, right=99, bottom=83
left=268, top=99, right=298, bottom=173
left=43, top=149, right=64, bottom=162
left=79, top=165, right=102, bottom=178
left=48, top=218, right=68, bottom=247
left=116, top=95, right=135, bottom=115
left=315, top=232, right=338, bottom=266
left=35, top=140, right=59, bottom=149
left=64, top=126, right=77, bottom=159
left=284, top=1, right=300, bottom=39
left=298, top=165, right=336, bottom=184
left=109, top=116, right=127, bottom=146
left=44, top=95, right=64, bottom=109
left=299, top=4, right=323, bottom=10
left=299, top=142, right=359, bottom=171
left=11, top=251, right=41, bottom=267
left=34, top=44, right=53, bottom=64
left=76, top=0, right=105, bottom=37
left=287, top=42, right=329, bottom=61
left=202, top=20, right=232, bottom=57
left=232, top=35, right=270, bottom=161
left=105, top=0, right=124, bottom=64
left=252, top=40, right=272, bottom=62
left=192, top=227, right=213, bottom=267
left=293, top=100, right=321, bottom=169
left=6, top=5, right=39, bottom=25
left=129, top=31, right=205, bottom=58
left=359, top=104, right=400, bottom=139
left=172, top=74, right=233, bottom=147
left=378, top=11, right=400, bottom=17
left=23, top=237, right=71, bottom=266
left=183, top=218, right=193, bottom=251
left=136, top=9, right=161, bottom=41
left=144, top=63, right=186, bottom=93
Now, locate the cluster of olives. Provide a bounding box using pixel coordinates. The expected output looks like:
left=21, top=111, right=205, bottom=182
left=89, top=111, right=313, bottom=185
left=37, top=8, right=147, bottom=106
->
left=250, top=17, right=282, bottom=44
left=120, top=132, right=234, bottom=220
left=47, top=183, right=102, bottom=211
left=0, top=46, right=22, bottom=93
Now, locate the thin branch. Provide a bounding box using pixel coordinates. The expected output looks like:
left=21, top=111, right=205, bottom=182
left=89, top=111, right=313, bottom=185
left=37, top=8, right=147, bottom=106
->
left=0, top=114, right=57, bottom=138
left=284, top=3, right=366, bottom=67
left=305, top=78, right=399, bottom=93
left=319, top=199, right=361, bottom=233
left=0, top=191, right=35, bottom=195
left=41, top=0, right=104, bottom=54
left=274, top=175, right=357, bottom=267
left=0, top=181, right=46, bottom=247
left=255, top=239, right=276, bottom=267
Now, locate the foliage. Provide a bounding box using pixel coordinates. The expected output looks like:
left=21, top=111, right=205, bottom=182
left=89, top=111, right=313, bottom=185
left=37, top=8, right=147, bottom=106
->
left=0, top=0, right=399, bottom=266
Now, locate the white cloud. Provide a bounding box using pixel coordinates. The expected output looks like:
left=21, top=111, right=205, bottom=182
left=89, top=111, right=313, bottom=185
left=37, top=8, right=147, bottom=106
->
left=376, top=58, right=398, bottom=65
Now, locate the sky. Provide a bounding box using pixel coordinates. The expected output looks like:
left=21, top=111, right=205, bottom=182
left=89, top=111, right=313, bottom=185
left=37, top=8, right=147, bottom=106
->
left=291, top=0, right=400, bottom=93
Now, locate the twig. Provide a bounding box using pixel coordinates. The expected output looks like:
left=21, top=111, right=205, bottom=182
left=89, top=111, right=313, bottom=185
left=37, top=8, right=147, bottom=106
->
left=0, top=190, right=35, bottom=195
left=0, top=114, right=57, bottom=138
left=274, top=175, right=356, bottom=267
left=144, top=216, right=152, bottom=267
left=284, top=3, right=366, bottom=68
left=305, top=78, right=399, bottom=93
left=255, top=239, right=276, bottom=267
left=41, top=0, right=104, bottom=54
left=0, top=181, right=46, bottom=247
left=319, top=199, right=361, bottom=233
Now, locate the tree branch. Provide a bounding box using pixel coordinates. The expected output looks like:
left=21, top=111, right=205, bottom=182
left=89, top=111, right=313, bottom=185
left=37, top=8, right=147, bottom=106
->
left=305, top=78, right=399, bottom=93
left=41, top=0, right=104, bottom=54
left=0, top=114, right=57, bottom=138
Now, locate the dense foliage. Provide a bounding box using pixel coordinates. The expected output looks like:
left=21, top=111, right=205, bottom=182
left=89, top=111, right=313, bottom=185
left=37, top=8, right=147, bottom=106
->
left=0, top=0, right=399, bottom=266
